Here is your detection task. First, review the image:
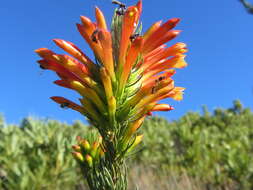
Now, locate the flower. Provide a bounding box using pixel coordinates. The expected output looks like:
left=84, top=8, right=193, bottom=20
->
left=35, top=0, right=187, bottom=154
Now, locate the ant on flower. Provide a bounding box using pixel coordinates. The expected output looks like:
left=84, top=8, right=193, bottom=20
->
left=130, top=33, right=140, bottom=41
left=40, top=65, right=46, bottom=70
left=112, top=0, right=126, bottom=15
left=151, top=76, right=166, bottom=94
left=60, top=102, right=70, bottom=109
left=91, top=29, right=99, bottom=43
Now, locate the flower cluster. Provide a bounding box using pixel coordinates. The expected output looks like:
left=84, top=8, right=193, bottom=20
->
left=72, top=136, right=104, bottom=168
left=35, top=0, right=187, bottom=157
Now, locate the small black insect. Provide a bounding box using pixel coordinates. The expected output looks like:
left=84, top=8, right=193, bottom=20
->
left=116, top=9, right=126, bottom=16
left=155, top=76, right=165, bottom=83
left=130, top=33, right=140, bottom=41
left=158, top=76, right=166, bottom=81
left=151, top=86, right=156, bottom=94
left=112, top=0, right=126, bottom=8
left=91, top=29, right=99, bottom=43
left=40, top=65, right=46, bottom=69
left=60, top=102, right=70, bottom=109
left=112, top=0, right=126, bottom=15
left=152, top=76, right=166, bottom=94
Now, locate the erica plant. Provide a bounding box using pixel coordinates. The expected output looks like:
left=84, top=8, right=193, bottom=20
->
left=35, top=1, right=187, bottom=189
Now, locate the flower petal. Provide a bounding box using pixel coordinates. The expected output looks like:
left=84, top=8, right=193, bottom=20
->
left=97, top=29, right=116, bottom=82
left=50, top=96, right=84, bottom=112
left=118, top=5, right=140, bottom=73
left=150, top=104, right=174, bottom=112
left=53, top=39, right=95, bottom=73
left=119, top=36, right=143, bottom=92
left=95, top=7, right=107, bottom=30
left=143, top=18, right=180, bottom=50
left=143, top=30, right=181, bottom=54
left=143, top=20, right=162, bottom=41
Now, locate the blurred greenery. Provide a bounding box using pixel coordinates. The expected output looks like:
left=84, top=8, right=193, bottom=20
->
left=1, top=100, right=253, bottom=189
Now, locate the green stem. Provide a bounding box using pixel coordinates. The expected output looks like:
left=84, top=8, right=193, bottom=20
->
left=81, top=128, right=128, bottom=190
left=84, top=158, right=127, bottom=190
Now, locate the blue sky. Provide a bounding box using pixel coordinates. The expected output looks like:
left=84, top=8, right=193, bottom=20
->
left=0, top=0, right=252, bottom=124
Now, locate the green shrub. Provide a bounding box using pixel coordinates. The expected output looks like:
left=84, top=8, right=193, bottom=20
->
left=137, top=100, right=253, bottom=189
left=0, top=117, right=96, bottom=189
left=1, top=100, right=253, bottom=189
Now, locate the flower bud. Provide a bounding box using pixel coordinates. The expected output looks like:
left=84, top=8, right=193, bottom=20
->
left=72, top=145, right=81, bottom=152
left=81, top=139, right=91, bottom=153
left=72, top=152, right=84, bottom=162
left=85, top=154, right=93, bottom=167
left=90, top=141, right=100, bottom=158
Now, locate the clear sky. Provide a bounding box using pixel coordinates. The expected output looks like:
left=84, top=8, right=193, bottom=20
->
left=1, top=0, right=252, bottom=124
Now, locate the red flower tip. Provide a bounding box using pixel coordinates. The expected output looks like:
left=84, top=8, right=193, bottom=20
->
left=170, top=18, right=181, bottom=25
left=50, top=96, right=83, bottom=112
left=146, top=111, right=152, bottom=116
left=80, top=16, right=93, bottom=27
left=54, top=80, right=72, bottom=89
left=35, top=48, right=54, bottom=58
left=95, top=6, right=107, bottom=29
left=34, top=48, right=46, bottom=54
left=151, top=104, right=174, bottom=112
left=136, top=0, right=142, bottom=14
left=52, top=38, right=61, bottom=44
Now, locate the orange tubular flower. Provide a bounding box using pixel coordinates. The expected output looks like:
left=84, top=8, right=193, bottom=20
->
left=95, top=7, right=107, bottom=30
left=35, top=0, right=187, bottom=153
left=118, top=5, right=140, bottom=74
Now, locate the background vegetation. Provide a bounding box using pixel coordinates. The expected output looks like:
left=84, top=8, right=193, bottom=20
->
left=1, top=100, right=253, bottom=190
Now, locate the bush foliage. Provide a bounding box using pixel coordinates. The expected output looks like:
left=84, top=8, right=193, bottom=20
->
left=1, top=100, right=253, bottom=189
